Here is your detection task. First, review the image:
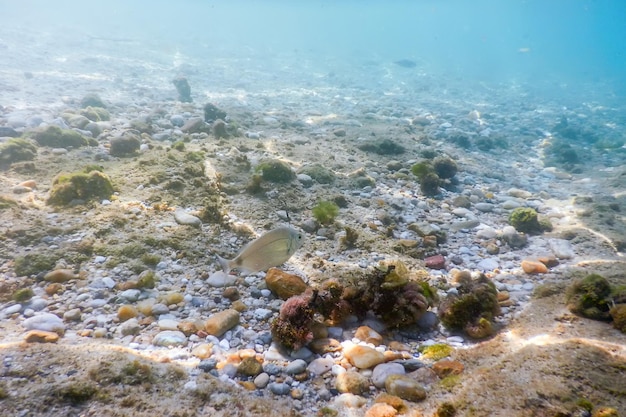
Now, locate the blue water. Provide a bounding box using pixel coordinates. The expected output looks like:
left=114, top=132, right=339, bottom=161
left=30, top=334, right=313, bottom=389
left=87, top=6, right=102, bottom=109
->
left=2, top=0, right=626, bottom=98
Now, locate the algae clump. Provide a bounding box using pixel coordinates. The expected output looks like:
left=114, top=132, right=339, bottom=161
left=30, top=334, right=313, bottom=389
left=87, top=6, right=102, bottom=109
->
left=256, top=159, right=295, bottom=183
left=312, top=200, right=340, bottom=225
left=508, top=207, right=542, bottom=234
left=566, top=273, right=612, bottom=320
left=47, top=170, right=114, bottom=206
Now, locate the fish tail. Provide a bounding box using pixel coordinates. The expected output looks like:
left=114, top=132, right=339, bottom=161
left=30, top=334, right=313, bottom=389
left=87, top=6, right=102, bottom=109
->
left=216, top=255, right=231, bottom=274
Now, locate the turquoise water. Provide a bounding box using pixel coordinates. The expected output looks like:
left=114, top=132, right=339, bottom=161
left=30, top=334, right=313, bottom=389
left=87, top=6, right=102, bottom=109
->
left=2, top=0, right=625, bottom=96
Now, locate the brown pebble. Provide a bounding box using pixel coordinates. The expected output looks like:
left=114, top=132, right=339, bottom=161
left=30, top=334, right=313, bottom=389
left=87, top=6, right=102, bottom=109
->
left=309, top=338, right=342, bottom=354
left=204, top=309, right=240, bottom=337
left=231, top=300, right=247, bottom=312
left=336, top=371, right=370, bottom=395
left=265, top=268, right=309, bottom=300
left=521, top=260, right=548, bottom=274
left=375, top=393, right=407, bottom=413
left=191, top=343, right=213, bottom=359
left=388, top=341, right=411, bottom=352
left=45, top=283, right=64, bottom=296
left=117, top=305, right=138, bottom=322
left=44, top=269, right=78, bottom=283
left=432, top=359, right=464, bottom=378
left=345, top=345, right=385, bottom=369
left=24, top=330, right=59, bottom=343
left=177, top=321, right=198, bottom=336
left=365, top=403, right=398, bottom=417
left=118, top=281, right=139, bottom=290
left=239, top=381, right=256, bottom=391
left=19, top=180, right=37, bottom=189
left=538, top=255, right=559, bottom=268
left=496, top=291, right=510, bottom=302
left=222, top=286, right=240, bottom=301
left=355, top=325, right=383, bottom=346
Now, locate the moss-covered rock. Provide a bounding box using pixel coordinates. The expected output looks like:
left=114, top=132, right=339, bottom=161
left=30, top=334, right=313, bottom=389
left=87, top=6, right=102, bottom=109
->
left=566, top=274, right=612, bottom=321
left=47, top=170, right=114, bottom=206
left=80, top=106, right=110, bottom=122
left=31, top=125, right=88, bottom=149
left=299, top=164, right=336, bottom=184
left=80, top=93, right=106, bottom=108
left=508, top=207, right=542, bottom=234
left=203, top=103, right=227, bottom=122
left=438, top=273, right=500, bottom=338
left=109, top=133, right=141, bottom=157
left=14, top=253, right=59, bottom=277
left=358, top=139, right=406, bottom=155
left=256, top=159, right=295, bottom=183
left=0, top=137, right=37, bottom=165
left=433, top=156, right=458, bottom=179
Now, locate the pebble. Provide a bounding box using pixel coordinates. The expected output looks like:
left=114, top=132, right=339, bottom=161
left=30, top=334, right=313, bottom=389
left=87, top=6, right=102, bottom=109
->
left=4, top=304, right=22, bottom=315
left=253, top=308, right=273, bottom=320
left=336, top=371, right=370, bottom=395
left=354, top=326, right=383, bottom=346
left=158, top=318, right=180, bottom=331
left=151, top=303, right=170, bottom=316
left=549, top=239, right=575, bottom=259
left=432, top=359, right=465, bottom=378
left=174, top=210, right=202, bottom=227
left=23, top=330, right=60, bottom=343
left=344, top=345, right=385, bottom=369
left=385, top=375, right=426, bottom=402
left=307, top=357, right=334, bottom=376
left=474, top=202, right=494, bottom=212
left=265, top=268, right=308, bottom=300
left=119, top=318, right=141, bottom=336
left=476, top=258, right=499, bottom=271
left=372, top=363, right=406, bottom=389
left=23, top=313, right=66, bottom=334
left=204, top=309, right=240, bottom=337
left=254, top=372, right=270, bottom=388
left=365, top=403, right=398, bottom=417
left=521, top=260, right=548, bottom=274
left=269, top=382, right=291, bottom=395
left=44, top=269, right=78, bottom=283
left=117, top=305, right=138, bottom=321
left=63, top=308, right=82, bottom=322
left=285, top=359, right=308, bottom=375
left=120, top=289, right=141, bottom=302
left=206, top=271, right=237, bottom=287
left=152, top=330, right=187, bottom=347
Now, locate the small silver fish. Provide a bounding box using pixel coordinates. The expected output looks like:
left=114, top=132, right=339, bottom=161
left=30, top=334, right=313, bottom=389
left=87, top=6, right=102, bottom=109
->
left=217, top=226, right=304, bottom=275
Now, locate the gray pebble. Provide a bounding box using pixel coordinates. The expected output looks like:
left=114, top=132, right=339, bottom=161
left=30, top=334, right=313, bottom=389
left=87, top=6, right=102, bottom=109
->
left=253, top=308, right=273, bottom=321
left=254, top=372, right=270, bottom=388
left=263, top=363, right=283, bottom=375
left=152, top=330, right=187, bottom=347
left=198, top=358, right=218, bottom=372
left=4, top=304, right=22, bottom=315
left=63, top=308, right=82, bottom=322
left=120, top=289, right=141, bottom=302
left=151, top=303, right=170, bottom=316
left=174, top=210, right=202, bottom=227
left=285, top=359, right=307, bottom=375
left=119, top=318, right=141, bottom=336
left=23, top=313, right=65, bottom=334
left=268, top=382, right=291, bottom=395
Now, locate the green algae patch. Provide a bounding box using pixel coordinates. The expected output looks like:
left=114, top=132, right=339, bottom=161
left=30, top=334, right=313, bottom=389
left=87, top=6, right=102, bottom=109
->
left=47, top=170, right=114, bottom=206
left=420, top=343, right=454, bottom=361
left=14, top=253, right=59, bottom=277
left=31, top=125, right=88, bottom=149
left=312, top=200, right=340, bottom=225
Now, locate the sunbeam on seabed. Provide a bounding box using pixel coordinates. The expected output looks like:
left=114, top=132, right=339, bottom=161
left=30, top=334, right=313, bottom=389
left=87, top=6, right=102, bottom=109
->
left=501, top=330, right=626, bottom=358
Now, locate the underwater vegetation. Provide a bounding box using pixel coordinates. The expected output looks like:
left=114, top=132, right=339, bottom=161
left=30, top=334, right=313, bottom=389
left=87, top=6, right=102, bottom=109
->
left=203, top=103, right=227, bottom=122
left=438, top=271, right=500, bottom=339
left=172, top=76, right=192, bottom=103
left=312, top=200, right=340, bottom=225
left=357, top=138, right=406, bottom=155
left=298, top=164, right=336, bottom=184
left=411, top=156, right=458, bottom=196
left=270, top=261, right=438, bottom=350
left=47, top=168, right=114, bottom=206
left=566, top=273, right=626, bottom=333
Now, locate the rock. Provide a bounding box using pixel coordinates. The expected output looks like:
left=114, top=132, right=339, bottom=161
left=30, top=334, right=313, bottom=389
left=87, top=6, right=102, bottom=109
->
left=191, top=343, right=213, bottom=359
left=32, top=125, right=87, bottom=148
left=385, top=375, right=426, bottom=402
left=151, top=303, right=169, bottom=316
left=521, top=260, right=548, bottom=274
left=119, top=318, right=141, bottom=336
left=181, top=117, right=209, bottom=134
left=307, top=357, right=334, bottom=376
left=432, top=359, right=464, bottom=378
left=476, top=258, right=499, bottom=271
left=268, top=382, right=291, bottom=395
left=23, top=313, right=65, bottom=335
left=206, top=271, right=236, bottom=288
left=254, top=372, right=270, bottom=388
left=44, top=269, right=77, bottom=283
left=409, top=367, right=439, bottom=386
left=365, top=403, right=398, bottom=417
left=285, top=359, right=307, bottom=375
left=117, top=305, right=138, bottom=321
left=309, top=338, right=342, bottom=354
left=24, top=330, right=60, bottom=343
left=336, top=371, right=370, bottom=395
left=152, top=330, right=187, bottom=347
left=237, top=357, right=263, bottom=377
left=174, top=210, right=202, bottom=227
left=549, top=239, right=575, bottom=259
left=344, top=345, right=385, bottom=369
left=474, top=202, right=494, bottom=212
left=203, top=103, right=227, bottom=122
left=63, top=308, right=82, bottom=322
left=109, top=133, right=141, bottom=156
left=172, top=76, right=192, bottom=102
left=204, top=309, right=240, bottom=337
left=158, top=319, right=180, bottom=331
left=265, top=268, right=308, bottom=300
left=354, top=326, right=383, bottom=346
left=372, top=363, right=406, bottom=389
left=212, top=119, right=228, bottom=138
left=424, top=254, right=445, bottom=269
left=333, top=128, right=347, bottom=137
left=334, top=393, right=368, bottom=409
left=501, top=226, right=528, bottom=248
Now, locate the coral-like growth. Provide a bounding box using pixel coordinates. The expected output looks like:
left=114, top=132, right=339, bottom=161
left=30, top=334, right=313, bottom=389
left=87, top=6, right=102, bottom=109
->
left=438, top=272, right=500, bottom=339
left=271, top=290, right=317, bottom=350
left=312, top=201, right=340, bottom=225
left=47, top=169, right=114, bottom=206
left=566, top=274, right=612, bottom=321
left=508, top=207, right=542, bottom=234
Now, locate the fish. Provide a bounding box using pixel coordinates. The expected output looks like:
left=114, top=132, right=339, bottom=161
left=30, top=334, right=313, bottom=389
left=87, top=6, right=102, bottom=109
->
left=394, top=59, right=417, bottom=68
left=217, top=226, right=304, bottom=275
